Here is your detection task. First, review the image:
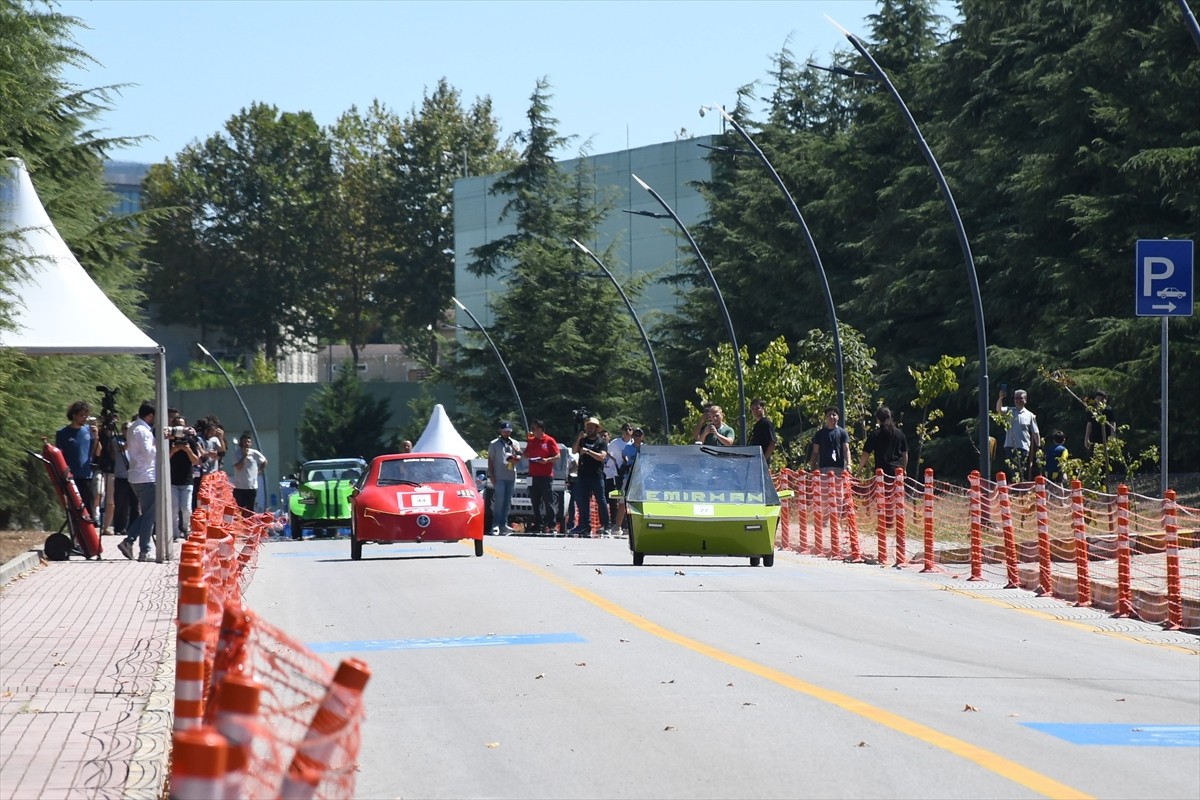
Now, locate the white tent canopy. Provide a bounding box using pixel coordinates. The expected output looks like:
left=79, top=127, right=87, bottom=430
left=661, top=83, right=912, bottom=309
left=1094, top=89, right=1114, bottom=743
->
left=1, top=157, right=171, bottom=561
left=412, top=404, right=479, bottom=462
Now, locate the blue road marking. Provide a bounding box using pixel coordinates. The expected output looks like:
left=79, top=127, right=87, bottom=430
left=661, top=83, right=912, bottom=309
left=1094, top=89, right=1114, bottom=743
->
left=1023, top=723, right=1199, bottom=747
left=308, top=632, right=586, bottom=653
left=269, top=546, right=434, bottom=557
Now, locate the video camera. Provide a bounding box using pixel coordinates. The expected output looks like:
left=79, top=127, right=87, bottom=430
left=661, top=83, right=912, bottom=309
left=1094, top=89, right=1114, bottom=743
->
left=95, top=385, right=119, bottom=431
left=573, top=406, right=589, bottom=432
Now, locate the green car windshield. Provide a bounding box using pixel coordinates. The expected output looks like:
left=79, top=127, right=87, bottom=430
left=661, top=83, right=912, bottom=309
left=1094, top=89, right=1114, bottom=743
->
left=625, top=445, right=779, bottom=505
left=301, top=460, right=366, bottom=484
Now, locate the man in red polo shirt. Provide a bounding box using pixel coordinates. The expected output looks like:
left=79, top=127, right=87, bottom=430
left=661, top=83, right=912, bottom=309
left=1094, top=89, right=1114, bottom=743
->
left=524, top=419, right=561, bottom=534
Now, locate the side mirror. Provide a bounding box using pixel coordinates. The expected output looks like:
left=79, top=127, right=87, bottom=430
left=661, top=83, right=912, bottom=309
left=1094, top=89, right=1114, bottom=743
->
left=777, top=489, right=794, bottom=499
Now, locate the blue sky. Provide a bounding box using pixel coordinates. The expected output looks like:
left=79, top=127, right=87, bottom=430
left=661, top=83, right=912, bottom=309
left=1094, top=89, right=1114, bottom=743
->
left=58, top=0, right=952, bottom=164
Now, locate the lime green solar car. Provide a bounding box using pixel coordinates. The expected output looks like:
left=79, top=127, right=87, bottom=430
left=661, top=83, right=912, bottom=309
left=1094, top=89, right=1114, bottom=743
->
left=623, top=445, right=791, bottom=567
left=287, top=457, right=367, bottom=539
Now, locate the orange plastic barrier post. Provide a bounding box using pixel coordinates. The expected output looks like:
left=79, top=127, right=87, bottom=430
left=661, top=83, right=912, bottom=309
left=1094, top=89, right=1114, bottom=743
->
left=845, top=471, right=862, bottom=563
left=1163, top=489, right=1183, bottom=631
left=997, top=473, right=1019, bottom=588
left=175, top=579, right=210, bottom=732
left=874, top=469, right=887, bottom=565
left=170, top=727, right=228, bottom=800
left=206, top=601, right=252, bottom=723
left=1070, top=480, right=1092, bottom=606
left=778, top=469, right=791, bottom=552
left=828, top=470, right=842, bottom=559
left=893, top=469, right=907, bottom=567
left=281, top=658, right=372, bottom=800
left=920, top=469, right=941, bottom=573
left=1035, top=477, right=1052, bottom=596
left=968, top=471, right=984, bottom=581
left=796, top=470, right=810, bottom=554
left=1114, top=485, right=1134, bottom=618
left=212, top=674, right=260, bottom=800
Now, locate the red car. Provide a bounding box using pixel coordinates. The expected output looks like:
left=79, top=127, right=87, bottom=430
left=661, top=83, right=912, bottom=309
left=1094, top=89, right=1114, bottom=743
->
left=350, top=453, right=486, bottom=560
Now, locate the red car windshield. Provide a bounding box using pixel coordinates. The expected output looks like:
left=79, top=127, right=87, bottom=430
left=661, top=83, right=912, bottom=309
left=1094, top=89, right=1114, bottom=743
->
left=377, top=457, right=465, bottom=486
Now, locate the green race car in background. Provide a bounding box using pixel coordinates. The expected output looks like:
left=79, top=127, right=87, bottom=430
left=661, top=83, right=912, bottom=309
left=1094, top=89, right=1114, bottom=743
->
left=285, top=457, right=367, bottom=540
left=623, top=445, right=791, bottom=567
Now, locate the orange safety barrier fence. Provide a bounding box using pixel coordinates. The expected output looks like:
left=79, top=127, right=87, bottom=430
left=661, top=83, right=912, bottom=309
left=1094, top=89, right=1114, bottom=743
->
left=169, top=471, right=371, bottom=798
left=774, top=467, right=1199, bottom=629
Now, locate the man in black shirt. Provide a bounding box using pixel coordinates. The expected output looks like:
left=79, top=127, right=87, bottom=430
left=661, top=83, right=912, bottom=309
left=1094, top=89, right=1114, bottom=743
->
left=748, top=399, right=776, bottom=458
left=570, top=417, right=610, bottom=536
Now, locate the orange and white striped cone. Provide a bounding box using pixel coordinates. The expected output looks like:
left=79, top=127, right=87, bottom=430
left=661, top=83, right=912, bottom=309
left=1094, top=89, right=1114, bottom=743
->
left=280, top=658, right=371, bottom=800
left=175, top=579, right=210, bottom=732
left=170, top=726, right=228, bottom=800
left=212, top=674, right=260, bottom=800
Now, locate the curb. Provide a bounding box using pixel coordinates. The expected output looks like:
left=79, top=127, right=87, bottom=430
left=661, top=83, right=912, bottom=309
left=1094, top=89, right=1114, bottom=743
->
left=0, top=549, right=45, bottom=587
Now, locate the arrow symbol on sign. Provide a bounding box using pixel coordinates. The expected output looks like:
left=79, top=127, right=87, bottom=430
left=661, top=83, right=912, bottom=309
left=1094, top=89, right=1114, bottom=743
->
left=1151, top=302, right=1177, bottom=312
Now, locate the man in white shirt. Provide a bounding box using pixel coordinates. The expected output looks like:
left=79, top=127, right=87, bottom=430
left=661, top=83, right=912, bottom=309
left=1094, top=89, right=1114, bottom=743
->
left=605, top=425, right=634, bottom=535
left=996, top=388, right=1041, bottom=482
left=232, top=433, right=268, bottom=512
left=118, top=402, right=157, bottom=562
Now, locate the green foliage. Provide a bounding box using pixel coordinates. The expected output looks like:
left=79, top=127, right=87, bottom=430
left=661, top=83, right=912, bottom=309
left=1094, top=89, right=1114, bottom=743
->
left=170, top=356, right=276, bottom=392
left=296, top=366, right=398, bottom=464
left=0, top=0, right=154, bottom=527
left=907, top=355, right=965, bottom=473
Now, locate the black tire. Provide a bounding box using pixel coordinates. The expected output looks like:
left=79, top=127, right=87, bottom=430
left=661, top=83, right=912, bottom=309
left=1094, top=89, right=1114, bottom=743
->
left=44, top=532, right=72, bottom=561
left=474, top=538, right=484, bottom=557
left=350, top=535, right=362, bottom=561
left=763, top=553, right=775, bottom=567
left=633, top=551, right=645, bottom=566
left=290, top=513, right=303, bottom=541
left=750, top=556, right=761, bottom=567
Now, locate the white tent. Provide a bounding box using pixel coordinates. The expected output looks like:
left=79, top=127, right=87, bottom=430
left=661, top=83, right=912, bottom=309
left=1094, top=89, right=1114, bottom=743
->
left=1, top=157, right=172, bottom=561
left=412, top=404, right=479, bottom=462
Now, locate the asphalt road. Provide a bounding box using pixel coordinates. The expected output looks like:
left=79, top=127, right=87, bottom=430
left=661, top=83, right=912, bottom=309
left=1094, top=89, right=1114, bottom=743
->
left=245, top=536, right=1200, bottom=800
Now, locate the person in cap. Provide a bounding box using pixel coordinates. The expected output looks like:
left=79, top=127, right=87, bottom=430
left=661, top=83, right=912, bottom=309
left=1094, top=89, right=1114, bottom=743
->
left=487, top=421, right=521, bottom=534
left=570, top=416, right=610, bottom=536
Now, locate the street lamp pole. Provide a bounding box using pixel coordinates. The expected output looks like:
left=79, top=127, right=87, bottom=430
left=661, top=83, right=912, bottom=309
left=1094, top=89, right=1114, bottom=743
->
left=451, top=297, right=528, bottom=433
left=628, top=173, right=747, bottom=444
left=196, top=342, right=266, bottom=510
left=700, top=104, right=846, bottom=422
left=814, top=25, right=991, bottom=477
left=1179, top=0, right=1200, bottom=51
left=570, top=238, right=670, bottom=440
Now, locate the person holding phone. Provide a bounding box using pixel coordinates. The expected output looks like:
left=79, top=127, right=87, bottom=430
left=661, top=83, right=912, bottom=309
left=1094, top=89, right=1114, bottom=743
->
left=232, top=432, right=267, bottom=512
left=996, top=386, right=1040, bottom=481
left=697, top=405, right=735, bottom=446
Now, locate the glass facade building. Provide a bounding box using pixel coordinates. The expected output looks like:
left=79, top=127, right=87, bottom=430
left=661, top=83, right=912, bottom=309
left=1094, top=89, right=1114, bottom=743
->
left=452, top=136, right=714, bottom=330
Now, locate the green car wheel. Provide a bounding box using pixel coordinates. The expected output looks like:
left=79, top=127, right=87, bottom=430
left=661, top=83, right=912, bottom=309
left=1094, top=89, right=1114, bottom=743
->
left=633, top=551, right=644, bottom=566
left=763, top=553, right=774, bottom=567
left=750, top=556, right=761, bottom=567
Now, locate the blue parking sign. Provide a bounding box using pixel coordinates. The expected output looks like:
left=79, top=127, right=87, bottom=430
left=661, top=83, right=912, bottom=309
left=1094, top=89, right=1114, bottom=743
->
left=1135, top=239, right=1193, bottom=317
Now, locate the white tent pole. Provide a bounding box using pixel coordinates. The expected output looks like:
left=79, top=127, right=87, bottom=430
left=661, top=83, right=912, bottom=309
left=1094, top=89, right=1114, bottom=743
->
left=155, top=347, right=171, bottom=562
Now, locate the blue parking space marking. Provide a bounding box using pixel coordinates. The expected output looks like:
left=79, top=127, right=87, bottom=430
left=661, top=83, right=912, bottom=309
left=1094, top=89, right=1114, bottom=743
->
left=308, top=632, right=587, bottom=653
left=269, top=546, right=434, bottom=557
left=1022, top=723, right=1199, bottom=747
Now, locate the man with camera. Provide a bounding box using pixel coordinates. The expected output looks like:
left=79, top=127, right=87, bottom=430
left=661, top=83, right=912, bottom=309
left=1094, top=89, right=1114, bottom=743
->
left=487, top=421, right=521, bottom=534
left=167, top=414, right=203, bottom=540
left=570, top=416, right=610, bottom=536
left=693, top=404, right=735, bottom=446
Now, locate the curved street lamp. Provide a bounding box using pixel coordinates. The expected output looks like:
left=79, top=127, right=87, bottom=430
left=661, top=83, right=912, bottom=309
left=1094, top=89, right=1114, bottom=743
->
left=627, top=173, right=747, bottom=444
left=698, top=104, right=846, bottom=422
left=1179, top=0, right=1200, bottom=51
left=813, top=22, right=991, bottom=477
left=570, top=238, right=670, bottom=440
left=451, top=297, right=528, bottom=433
left=196, top=342, right=266, bottom=510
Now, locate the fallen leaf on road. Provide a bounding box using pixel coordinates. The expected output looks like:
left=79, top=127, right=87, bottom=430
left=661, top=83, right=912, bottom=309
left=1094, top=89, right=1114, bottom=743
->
left=620, top=638, right=629, bottom=643
left=742, top=702, right=756, bottom=706
left=535, top=673, right=545, bottom=679
left=727, top=682, right=734, bottom=687
left=962, top=704, right=979, bottom=712
left=661, top=679, right=675, bottom=684
left=575, top=662, right=587, bottom=667
left=1116, top=698, right=1126, bottom=702
left=664, top=725, right=676, bottom=731
left=857, top=741, right=870, bottom=747
left=595, top=568, right=602, bottom=574
left=675, top=570, right=685, bottom=575
left=486, top=742, right=500, bottom=748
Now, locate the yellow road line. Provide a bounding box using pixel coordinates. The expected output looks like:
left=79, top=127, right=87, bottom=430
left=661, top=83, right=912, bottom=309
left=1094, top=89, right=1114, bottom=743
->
left=490, top=547, right=1092, bottom=800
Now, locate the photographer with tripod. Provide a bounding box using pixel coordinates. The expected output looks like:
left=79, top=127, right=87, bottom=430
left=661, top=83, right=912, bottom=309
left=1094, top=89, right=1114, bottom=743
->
left=94, top=385, right=121, bottom=534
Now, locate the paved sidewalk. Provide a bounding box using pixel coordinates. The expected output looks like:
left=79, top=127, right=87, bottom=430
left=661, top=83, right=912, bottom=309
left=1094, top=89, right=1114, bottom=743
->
left=1, top=547, right=178, bottom=800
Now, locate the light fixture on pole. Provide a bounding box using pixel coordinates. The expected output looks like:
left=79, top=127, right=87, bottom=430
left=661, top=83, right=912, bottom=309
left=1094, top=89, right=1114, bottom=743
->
left=570, top=238, right=670, bottom=440
left=699, top=103, right=846, bottom=422
left=626, top=173, right=747, bottom=444
left=196, top=342, right=267, bottom=511
left=451, top=297, right=528, bottom=433
left=812, top=19, right=991, bottom=477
